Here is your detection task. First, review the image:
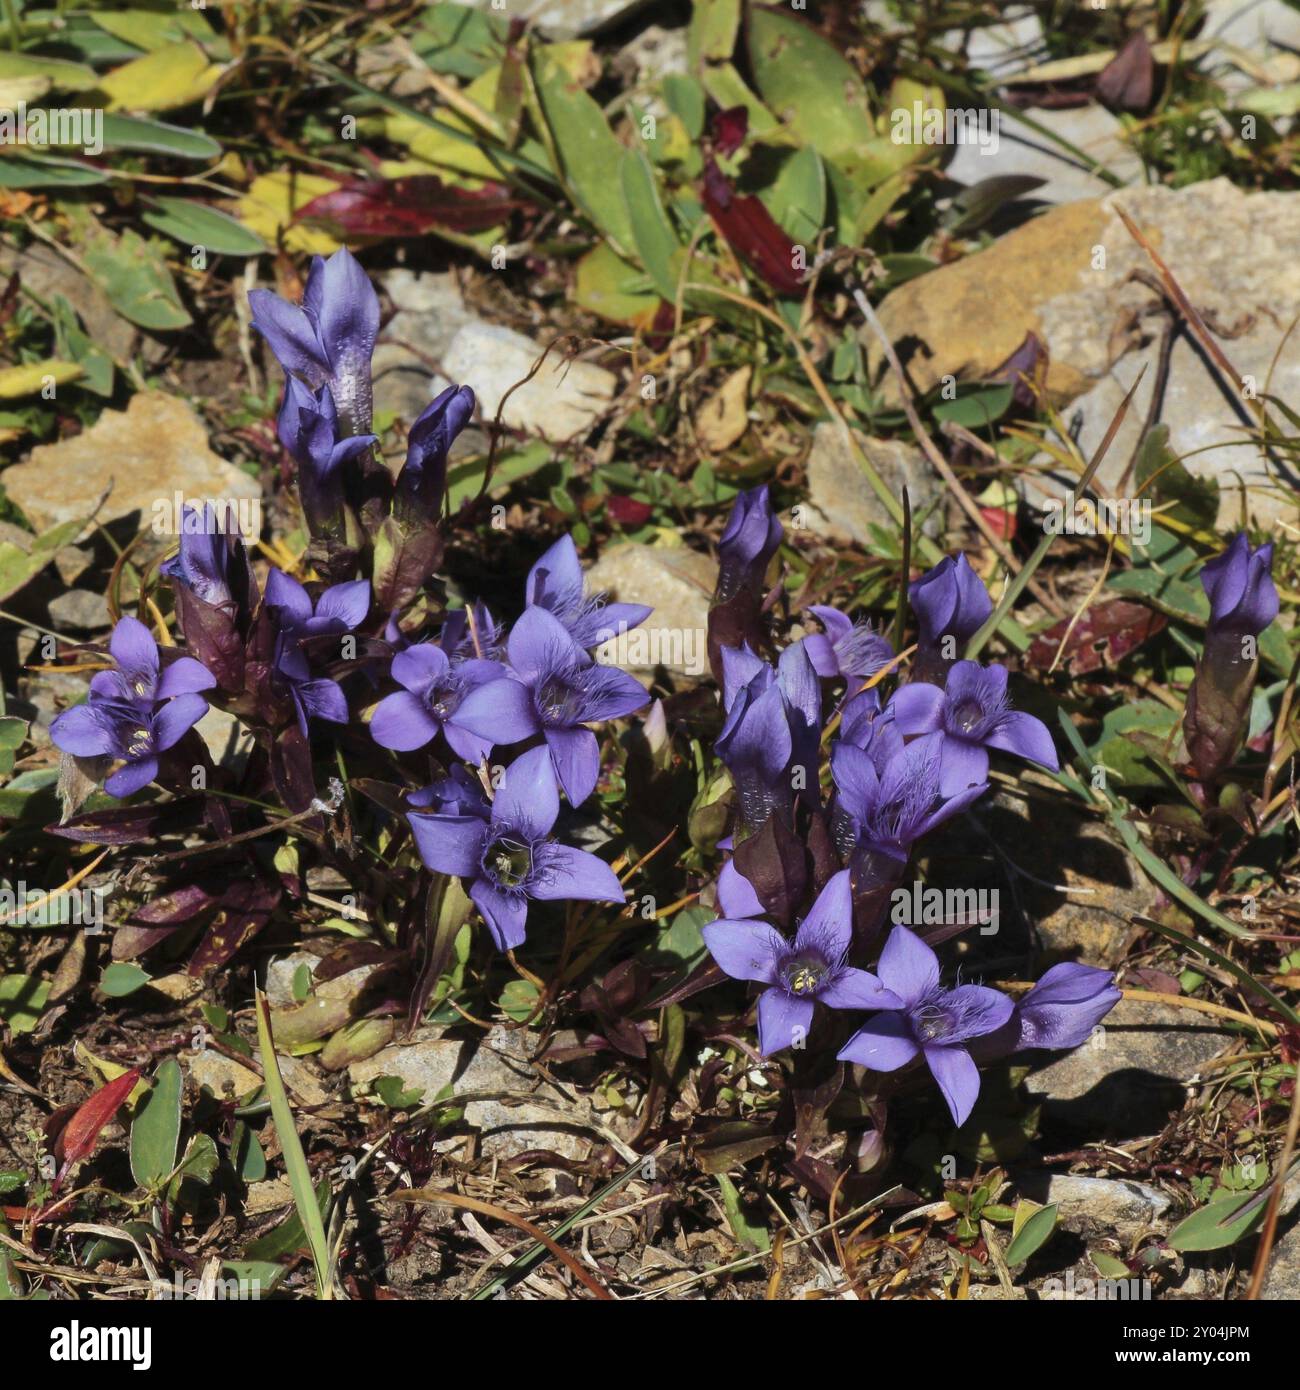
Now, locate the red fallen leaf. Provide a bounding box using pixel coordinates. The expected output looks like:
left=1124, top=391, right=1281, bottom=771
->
left=49, top=1068, right=141, bottom=1191
left=295, top=175, right=524, bottom=239
left=1026, top=598, right=1167, bottom=675
left=701, top=157, right=805, bottom=298
left=607, top=494, right=653, bottom=527
left=1096, top=31, right=1154, bottom=114
left=979, top=503, right=1017, bottom=542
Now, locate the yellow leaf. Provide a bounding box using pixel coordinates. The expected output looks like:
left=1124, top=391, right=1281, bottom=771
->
left=100, top=42, right=221, bottom=113
left=238, top=171, right=342, bottom=255
left=74, top=1041, right=152, bottom=1110
left=0, top=76, right=50, bottom=108
left=0, top=360, right=82, bottom=398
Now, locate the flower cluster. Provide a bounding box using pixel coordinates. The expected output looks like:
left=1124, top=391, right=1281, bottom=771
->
left=49, top=255, right=650, bottom=966
left=701, top=488, right=1116, bottom=1127
left=49, top=617, right=215, bottom=798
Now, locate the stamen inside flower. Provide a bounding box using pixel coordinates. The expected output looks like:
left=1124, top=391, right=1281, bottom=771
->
left=486, top=836, right=532, bottom=888
left=779, top=953, right=828, bottom=997
left=537, top=676, right=582, bottom=725
left=912, top=1001, right=952, bottom=1042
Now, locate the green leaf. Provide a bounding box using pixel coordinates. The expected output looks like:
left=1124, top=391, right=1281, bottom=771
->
left=662, top=73, right=706, bottom=139
left=573, top=242, right=660, bottom=327
left=1003, top=1201, right=1058, bottom=1265
left=0, top=975, right=50, bottom=1034
left=621, top=148, right=681, bottom=303
left=168, top=1133, right=219, bottom=1199
left=1168, top=1190, right=1266, bottom=1252
left=99, top=114, right=221, bottom=160
left=1133, top=424, right=1219, bottom=533
left=0, top=53, right=100, bottom=92
left=82, top=225, right=191, bottom=331
left=0, top=717, right=26, bottom=776
left=0, top=155, right=107, bottom=188
left=101, top=963, right=151, bottom=998
left=931, top=383, right=1014, bottom=430
left=529, top=48, right=635, bottom=256
left=498, top=977, right=539, bottom=1023
left=141, top=197, right=268, bottom=256
left=256, top=993, right=334, bottom=1298
left=761, top=144, right=825, bottom=246
left=716, top=1173, right=770, bottom=1253
left=688, top=0, right=740, bottom=65
left=746, top=7, right=876, bottom=160
left=371, top=1075, right=425, bottom=1109
left=130, top=1058, right=183, bottom=1191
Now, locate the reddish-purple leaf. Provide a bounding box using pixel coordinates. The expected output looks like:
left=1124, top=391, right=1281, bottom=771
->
left=187, top=875, right=282, bottom=975
left=701, top=157, right=805, bottom=298
left=713, top=106, right=749, bottom=157
left=1026, top=599, right=1167, bottom=675
left=607, top=495, right=653, bottom=527
left=46, top=800, right=206, bottom=845
left=1096, top=31, right=1154, bottom=114
left=296, top=176, right=524, bottom=239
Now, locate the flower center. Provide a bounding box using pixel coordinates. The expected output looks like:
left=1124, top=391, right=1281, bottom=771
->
left=779, top=953, right=828, bottom=997
left=952, top=698, right=984, bottom=734
left=486, top=836, right=532, bottom=888
left=127, top=727, right=153, bottom=757
left=426, top=677, right=463, bottom=721
left=912, top=1001, right=952, bottom=1042
left=537, top=675, right=582, bottom=725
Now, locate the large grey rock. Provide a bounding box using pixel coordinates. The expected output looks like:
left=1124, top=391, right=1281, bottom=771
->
left=946, top=105, right=1141, bottom=205
left=1026, top=1173, right=1173, bottom=1239
left=870, top=179, right=1300, bottom=532
left=47, top=589, right=109, bottom=633
left=4, top=393, right=263, bottom=535
left=1261, top=1217, right=1300, bottom=1299
left=585, top=543, right=716, bottom=678
left=350, top=1026, right=594, bottom=1160
left=802, top=424, right=941, bottom=547
left=372, top=270, right=476, bottom=425
left=440, top=321, right=618, bottom=443
left=1024, top=998, right=1237, bottom=1137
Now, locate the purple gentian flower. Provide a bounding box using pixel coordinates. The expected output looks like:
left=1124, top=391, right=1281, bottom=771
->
left=837, top=925, right=1014, bottom=1126
left=890, top=660, right=1058, bottom=796
left=370, top=642, right=506, bottom=760
left=716, top=642, right=821, bottom=827
left=49, top=616, right=214, bottom=798
left=395, top=384, right=476, bottom=522
left=831, top=730, right=987, bottom=864
left=1011, top=962, right=1120, bottom=1051
left=838, top=687, right=893, bottom=752
left=1201, top=534, right=1278, bottom=637
left=159, top=504, right=251, bottom=608
left=249, top=247, right=380, bottom=435
left=909, top=554, right=992, bottom=683
left=715, top=484, right=782, bottom=604
left=454, top=605, right=648, bottom=805
left=703, top=870, right=902, bottom=1056
left=803, top=606, right=893, bottom=682
left=407, top=744, right=625, bottom=951
left=84, top=615, right=217, bottom=707
left=277, top=376, right=377, bottom=532
left=264, top=569, right=369, bottom=735
left=525, top=534, right=652, bottom=651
